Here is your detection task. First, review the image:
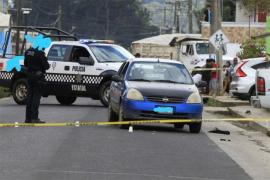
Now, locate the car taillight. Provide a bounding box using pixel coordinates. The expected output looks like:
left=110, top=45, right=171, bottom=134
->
left=235, top=61, right=247, bottom=77
left=0, top=63, right=3, bottom=71
left=257, top=77, right=265, bottom=95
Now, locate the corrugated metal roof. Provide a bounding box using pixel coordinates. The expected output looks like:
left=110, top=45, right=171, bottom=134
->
left=132, top=33, right=202, bottom=46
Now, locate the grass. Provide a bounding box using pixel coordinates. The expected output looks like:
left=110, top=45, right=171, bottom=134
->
left=206, top=98, right=225, bottom=107
left=0, top=87, right=10, bottom=98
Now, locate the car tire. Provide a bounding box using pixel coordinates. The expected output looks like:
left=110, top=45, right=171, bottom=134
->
left=12, top=78, right=28, bottom=105
left=249, top=88, right=256, bottom=104
left=189, top=122, right=202, bottom=134
left=174, top=123, right=184, bottom=129
left=108, top=104, right=118, bottom=122
left=56, top=96, right=76, bottom=105
left=100, top=81, right=111, bottom=107
left=118, top=105, right=129, bottom=129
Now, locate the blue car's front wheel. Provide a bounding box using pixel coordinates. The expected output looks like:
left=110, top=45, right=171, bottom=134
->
left=118, top=105, right=129, bottom=129
left=108, top=104, right=118, bottom=122
left=189, top=121, right=202, bottom=134
left=174, top=123, right=185, bottom=129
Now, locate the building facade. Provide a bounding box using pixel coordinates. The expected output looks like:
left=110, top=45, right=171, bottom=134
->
left=201, top=0, right=267, bottom=43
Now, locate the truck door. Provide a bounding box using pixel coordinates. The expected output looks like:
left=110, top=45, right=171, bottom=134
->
left=180, top=43, right=194, bottom=70
left=69, top=45, right=100, bottom=97
left=46, top=44, right=74, bottom=95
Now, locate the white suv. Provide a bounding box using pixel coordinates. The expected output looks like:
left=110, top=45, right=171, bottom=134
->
left=230, top=57, right=270, bottom=100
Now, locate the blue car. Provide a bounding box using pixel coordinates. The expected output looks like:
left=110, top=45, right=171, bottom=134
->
left=108, top=58, right=203, bottom=133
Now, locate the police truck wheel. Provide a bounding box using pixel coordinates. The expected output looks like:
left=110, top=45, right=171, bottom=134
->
left=100, top=81, right=111, bottom=107
left=189, top=122, right=202, bottom=134
left=12, top=78, right=28, bottom=105
left=56, top=96, right=76, bottom=105
left=108, top=104, right=118, bottom=122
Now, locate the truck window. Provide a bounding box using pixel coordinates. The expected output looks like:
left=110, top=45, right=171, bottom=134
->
left=186, top=45, right=194, bottom=55
left=48, top=45, right=69, bottom=61
left=88, top=45, right=133, bottom=62
left=70, top=46, right=90, bottom=62
left=196, top=43, right=209, bottom=54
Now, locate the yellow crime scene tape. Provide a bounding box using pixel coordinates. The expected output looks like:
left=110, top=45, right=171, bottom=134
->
left=0, top=118, right=269, bottom=128
left=191, top=68, right=226, bottom=72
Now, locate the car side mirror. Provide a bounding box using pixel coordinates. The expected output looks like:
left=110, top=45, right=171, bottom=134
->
left=111, top=75, right=123, bottom=82
left=79, top=56, right=94, bottom=66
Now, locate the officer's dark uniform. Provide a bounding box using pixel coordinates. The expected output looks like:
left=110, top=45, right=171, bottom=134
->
left=24, top=47, right=50, bottom=123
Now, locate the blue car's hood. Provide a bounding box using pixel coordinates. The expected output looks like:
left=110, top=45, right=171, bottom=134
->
left=126, top=81, right=197, bottom=98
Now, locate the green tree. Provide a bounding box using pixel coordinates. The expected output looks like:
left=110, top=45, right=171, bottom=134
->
left=239, top=0, right=270, bottom=12
left=24, top=0, right=158, bottom=47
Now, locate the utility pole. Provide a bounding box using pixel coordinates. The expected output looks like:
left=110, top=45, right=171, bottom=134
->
left=188, top=0, right=193, bottom=33
left=210, top=0, right=221, bottom=36
left=105, top=0, right=110, bottom=39
left=57, top=4, right=62, bottom=29
left=15, top=0, right=22, bottom=55
left=165, top=1, right=175, bottom=33
left=174, top=0, right=180, bottom=33
left=173, top=1, right=177, bottom=33
left=210, top=0, right=223, bottom=96
left=163, top=6, right=166, bottom=29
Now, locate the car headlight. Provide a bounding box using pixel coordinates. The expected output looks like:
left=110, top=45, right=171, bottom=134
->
left=186, top=92, right=202, bottom=104
left=127, top=88, right=144, bottom=101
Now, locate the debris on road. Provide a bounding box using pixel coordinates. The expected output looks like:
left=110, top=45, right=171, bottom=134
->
left=129, top=126, right=133, bottom=133
left=209, top=128, right=231, bottom=135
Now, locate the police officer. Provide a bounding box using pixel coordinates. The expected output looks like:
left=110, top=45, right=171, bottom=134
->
left=24, top=47, right=50, bottom=123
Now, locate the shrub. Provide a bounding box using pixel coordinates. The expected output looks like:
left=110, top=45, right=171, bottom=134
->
left=238, top=39, right=265, bottom=60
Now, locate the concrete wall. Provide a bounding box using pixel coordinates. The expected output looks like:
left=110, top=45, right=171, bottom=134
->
left=201, top=22, right=265, bottom=43
left=132, top=43, right=177, bottom=59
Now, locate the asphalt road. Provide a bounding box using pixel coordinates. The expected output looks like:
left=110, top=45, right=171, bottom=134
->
left=0, top=96, right=251, bottom=180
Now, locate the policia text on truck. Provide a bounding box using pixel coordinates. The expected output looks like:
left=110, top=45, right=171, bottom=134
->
left=0, top=27, right=134, bottom=107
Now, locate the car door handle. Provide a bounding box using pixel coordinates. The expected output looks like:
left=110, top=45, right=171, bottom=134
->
left=64, top=66, right=70, bottom=71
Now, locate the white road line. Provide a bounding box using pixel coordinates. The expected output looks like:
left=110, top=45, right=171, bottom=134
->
left=36, top=169, right=226, bottom=180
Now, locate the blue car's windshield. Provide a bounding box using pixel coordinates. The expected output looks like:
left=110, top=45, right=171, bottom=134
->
left=89, top=45, right=134, bottom=62
left=127, top=62, right=193, bottom=84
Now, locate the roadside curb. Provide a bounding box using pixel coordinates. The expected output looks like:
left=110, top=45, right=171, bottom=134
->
left=227, top=107, right=270, bottom=136
left=203, top=96, right=249, bottom=107
left=0, top=97, right=10, bottom=101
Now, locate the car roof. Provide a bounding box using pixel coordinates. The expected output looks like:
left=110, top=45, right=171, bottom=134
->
left=127, top=58, right=183, bottom=65
left=243, top=57, right=267, bottom=66
left=243, top=57, right=265, bottom=62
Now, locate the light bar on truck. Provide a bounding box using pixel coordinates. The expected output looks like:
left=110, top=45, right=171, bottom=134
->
left=79, top=39, right=114, bottom=44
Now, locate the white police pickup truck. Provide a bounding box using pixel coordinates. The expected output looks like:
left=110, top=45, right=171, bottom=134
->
left=0, top=39, right=134, bottom=106
left=255, top=69, right=270, bottom=109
